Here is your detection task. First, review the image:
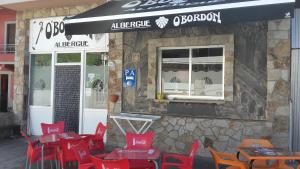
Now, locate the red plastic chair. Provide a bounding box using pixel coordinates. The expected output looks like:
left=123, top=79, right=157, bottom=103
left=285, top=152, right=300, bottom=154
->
left=57, top=138, right=83, bottom=169
left=162, top=139, right=200, bottom=169
left=125, top=131, right=156, bottom=169
left=41, top=121, right=65, bottom=159
left=21, top=131, right=57, bottom=169
left=125, top=131, right=155, bottom=150
left=71, top=141, right=94, bottom=169
left=81, top=122, right=107, bottom=152
left=41, top=121, right=65, bottom=135
left=91, top=156, right=130, bottom=169
left=90, top=122, right=107, bottom=151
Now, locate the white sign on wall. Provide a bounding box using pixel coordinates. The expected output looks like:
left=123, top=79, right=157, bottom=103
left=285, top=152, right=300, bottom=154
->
left=29, top=16, right=108, bottom=52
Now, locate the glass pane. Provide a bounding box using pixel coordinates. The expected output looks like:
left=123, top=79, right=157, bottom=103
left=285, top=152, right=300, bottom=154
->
left=85, top=52, right=108, bottom=109
left=161, top=49, right=189, bottom=95
left=30, top=54, right=52, bottom=106
left=57, top=53, right=81, bottom=63
left=191, top=48, right=223, bottom=97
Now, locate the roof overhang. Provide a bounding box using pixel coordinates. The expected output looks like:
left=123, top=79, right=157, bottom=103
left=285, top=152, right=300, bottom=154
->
left=65, top=0, right=295, bottom=35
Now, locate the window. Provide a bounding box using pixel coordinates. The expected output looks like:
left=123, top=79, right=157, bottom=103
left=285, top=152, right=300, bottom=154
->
left=84, top=52, right=108, bottom=109
left=158, top=46, right=224, bottom=100
left=57, top=53, right=81, bottom=63
left=5, top=23, right=15, bottom=53
left=30, top=54, right=52, bottom=106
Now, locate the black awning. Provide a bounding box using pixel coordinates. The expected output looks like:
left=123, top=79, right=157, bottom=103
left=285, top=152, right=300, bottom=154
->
left=65, top=0, right=295, bottom=35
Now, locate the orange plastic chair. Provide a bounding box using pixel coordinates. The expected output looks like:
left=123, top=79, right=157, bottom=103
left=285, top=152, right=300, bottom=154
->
left=238, top=139, right=293, bottom=169
left=208, top=146, right=247, bottom=169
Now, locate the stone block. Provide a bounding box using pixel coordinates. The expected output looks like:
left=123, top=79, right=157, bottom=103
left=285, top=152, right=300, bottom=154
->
left=268, top=19, right=290, bottom=31
left=268, top=31, right=289, bottom=40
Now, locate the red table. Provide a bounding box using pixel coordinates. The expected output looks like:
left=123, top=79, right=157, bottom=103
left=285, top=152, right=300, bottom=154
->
left=38, top=132, right=81, bottom=169
left=104, top=148, right=161, bottom=169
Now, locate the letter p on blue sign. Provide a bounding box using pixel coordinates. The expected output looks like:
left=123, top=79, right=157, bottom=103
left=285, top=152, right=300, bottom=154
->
left=123, top=68, right=136, bottom=88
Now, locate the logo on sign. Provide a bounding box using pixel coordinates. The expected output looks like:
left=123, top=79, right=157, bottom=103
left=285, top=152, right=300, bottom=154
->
left=155, top=16, right=169, bottom=28
left=48, top=127, right=59, bottom=133
left=173, top=12, right=222, bottom=27
left=133, top=138, right=146, bottom=145
left=123, top=68, right=136, bottom=87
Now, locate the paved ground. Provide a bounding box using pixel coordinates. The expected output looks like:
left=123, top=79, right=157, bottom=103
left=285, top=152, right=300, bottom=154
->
left=0, top=137, right=216, bottom=169
left=0, top=137, right=26, bottom=169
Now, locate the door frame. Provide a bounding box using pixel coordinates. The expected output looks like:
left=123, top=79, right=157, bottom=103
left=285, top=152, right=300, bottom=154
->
left=54, top=51, right=84, bottom=133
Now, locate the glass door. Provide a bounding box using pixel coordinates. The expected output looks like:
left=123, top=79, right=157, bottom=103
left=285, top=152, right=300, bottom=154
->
left=82, top=52, right=108, bottom=138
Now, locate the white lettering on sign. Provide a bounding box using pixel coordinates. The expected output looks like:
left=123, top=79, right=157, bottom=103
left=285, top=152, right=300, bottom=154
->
left=48, top=127, right=59, bottom=133
left=29, top=17, right=108, bottom=52
left=133, top=138, right=146, bottom=145
left=122, top=0, right=225, bottom=11
left=173, top=12, right=221, bottom=27
left=111, top=20, right=151, bottom=30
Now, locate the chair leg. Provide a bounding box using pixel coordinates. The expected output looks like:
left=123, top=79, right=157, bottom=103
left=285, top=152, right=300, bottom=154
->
left=50, top=160, right=53, bottom=169
left=55, top=160, right=58, bottom=169
left=25, top=156, right=29, bottom=169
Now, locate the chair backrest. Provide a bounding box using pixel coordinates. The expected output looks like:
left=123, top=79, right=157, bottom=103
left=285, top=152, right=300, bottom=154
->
left=188, top=140, right=200, bottom=166
left=125, top=131, right=154, bottom=150
left=59, top=138, right=82, bottom=161
left=91, top=156, right=129, bottom=169
left=41, top=121, right=65, bottom=135
left=208, top=147, right=221, bottom=162
left=95, top=122, right=107, bottom=140
left=21, top=131, right=36, bottom=156
left=71, top=141, right=91, bottom=164
left=239, top=139, right=273, bottom=148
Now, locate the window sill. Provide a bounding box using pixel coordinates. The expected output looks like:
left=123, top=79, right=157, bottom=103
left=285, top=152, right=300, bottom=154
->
left=153, top=99, right=225, bottom=104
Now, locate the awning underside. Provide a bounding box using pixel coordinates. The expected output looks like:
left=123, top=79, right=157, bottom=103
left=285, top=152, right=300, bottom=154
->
left=65, top=0, right=295, bottom=35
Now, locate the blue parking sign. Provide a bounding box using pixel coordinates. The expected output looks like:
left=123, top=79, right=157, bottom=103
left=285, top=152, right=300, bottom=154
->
left=123, top=68, right=136, bottom=87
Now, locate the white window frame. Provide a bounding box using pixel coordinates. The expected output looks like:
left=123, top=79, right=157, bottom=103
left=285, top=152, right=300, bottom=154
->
left=4, top=21, right=16, bottom=53
left=158, top=45, right=225, bottom=101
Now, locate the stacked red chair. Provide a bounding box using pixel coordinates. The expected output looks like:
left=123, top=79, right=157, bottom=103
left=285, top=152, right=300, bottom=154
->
left=57, top=138, right=83, bottom=169
left=125, top=131, right=156, bottom=169
left=71, top=141, right=95, bottom=169
left=80, top=122, right=107, bottom=152
left=161, top=139, right=200, bottom=169
left=91, top=156, right=130, bottom=169
left=21, top=131, right=57, bottom=169
left=40, top=121, right=65, bottom=162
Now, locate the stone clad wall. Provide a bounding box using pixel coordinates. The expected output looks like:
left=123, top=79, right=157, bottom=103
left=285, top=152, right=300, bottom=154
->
left=14, top=3, right=104, bottom=128
left=107, top=19, right=291, bottom=156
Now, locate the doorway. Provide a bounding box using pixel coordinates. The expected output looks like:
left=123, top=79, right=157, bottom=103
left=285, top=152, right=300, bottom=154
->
left=0, top=74, right=8, bottom=112
left=54, top=53, right=81, bottom=133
